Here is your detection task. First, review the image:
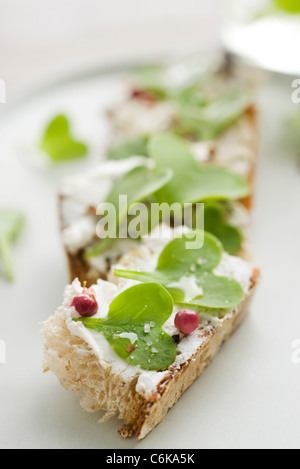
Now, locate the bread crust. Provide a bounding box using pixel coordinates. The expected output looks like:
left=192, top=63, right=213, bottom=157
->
left=66, top=251, right=104, bottom=287
left=239, top=106, right=258, bottom=210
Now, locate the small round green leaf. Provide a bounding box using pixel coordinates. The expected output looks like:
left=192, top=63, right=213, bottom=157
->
left=74, top=283, right=177, bottom=371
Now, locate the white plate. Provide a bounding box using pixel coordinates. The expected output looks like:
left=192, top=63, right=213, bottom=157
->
left=0, top=65, right=300, bottom=449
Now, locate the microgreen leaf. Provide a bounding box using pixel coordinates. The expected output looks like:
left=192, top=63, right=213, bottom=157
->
left=131, top=65, right=171, bottom=99
left=174, top=92, right=252, bottom=140
left=0, top=209, right=25, bottom=281
left=182, top=273, right=245, bottom=309
left=156, top=231, right=222, bottom=274
left=175, top=84, right=207, bottom=109
left=85, top=166, right=173, bottom=258
left=131, top=61, right=210, bottom=100
left=114, top=231, right=244, bottom=312
left=149, top=133, right=249, bottom=204
left=39, top=115, right=88, bottom=163
left=73, top=283, right=176, bottom=371
left=289, top=113, right=300, bottom=139
left=273, top=0, right=300, bottom=13
left=203, top=203, right=243, bottom=255
left=107, top=136, right=149, bottom=160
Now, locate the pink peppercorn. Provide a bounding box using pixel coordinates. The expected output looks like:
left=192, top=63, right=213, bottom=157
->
left=71, top=286, right=98, bottom=317
left=174, top=309, right=200, bottom=334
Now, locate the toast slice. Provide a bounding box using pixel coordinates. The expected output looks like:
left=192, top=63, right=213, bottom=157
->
left=59, top=60, right=258, bottom=285
left=42, top=229, right=259, bottom=440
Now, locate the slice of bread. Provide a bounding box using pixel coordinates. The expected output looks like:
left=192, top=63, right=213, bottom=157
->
left=42, top=239, right=259, bottom=440
left=59, top=63, right=258, bottom=285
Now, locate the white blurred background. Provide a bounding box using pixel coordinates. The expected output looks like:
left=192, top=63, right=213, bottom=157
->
left=0, top=0, right=220, bottom=95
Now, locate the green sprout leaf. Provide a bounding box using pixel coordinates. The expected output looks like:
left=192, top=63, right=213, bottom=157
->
left=131, top=65, right=172, bottom=99
left=73, top=283, right=176, bottom=371
left=115, top=231, right=245, bottom=312
left=149, top=133, right=249, bottom=205
left=107, top=136, right=149, bottom=160
left=175, top=84, right=207, bottom=109
left=39, top=115, right=88, bottom=163
left=203, top=203, right=243, bottom=255
left=174, top=92, right=251, bottom=140
left=273, top=0, right=300, bottom=13
left=85, top=165, right=173, bottom=258
left=0, top=209, right=25, bottom=282
left=131, top=61, right=210, bottom=100
left=289, top=112, right=300, bottom=138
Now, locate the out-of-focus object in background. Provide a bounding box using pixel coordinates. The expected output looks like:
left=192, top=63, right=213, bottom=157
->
left=221, top=0, right=300, bottom=75
left=289, top=109, right=300, bottom=130
left=0, top=209, right=25, bottom=282
left=288, top=111, right=300, bottom=153
left=39, top=115, right=88, bottom=164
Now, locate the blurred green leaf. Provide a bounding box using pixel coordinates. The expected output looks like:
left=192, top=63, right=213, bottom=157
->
left=289, top=113, right=300, bottom=137
left=0, top=209, right=25, bottom=281
left=203, top=203, right=243, bottom=255
left=274, top=0, right=300, bottom=13
left=174, top=92, right=252, bottom=140
left=131, top=65, right=171, bottom=99
left=149, top=133, right=249, bottom=205
left=40, top=115, right=88, bottom=163
left=107, top=136, right=149, bottom=160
